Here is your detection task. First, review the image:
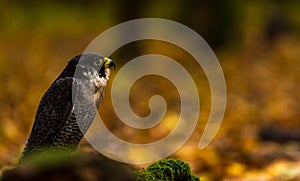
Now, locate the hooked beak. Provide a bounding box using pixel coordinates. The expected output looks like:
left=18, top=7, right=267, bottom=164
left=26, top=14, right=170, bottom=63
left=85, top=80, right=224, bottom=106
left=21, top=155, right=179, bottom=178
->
left=104, top=57, right=116, bottom=70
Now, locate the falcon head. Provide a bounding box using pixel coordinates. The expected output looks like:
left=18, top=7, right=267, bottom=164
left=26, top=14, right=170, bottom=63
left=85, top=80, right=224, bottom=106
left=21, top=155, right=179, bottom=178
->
left=59, top=53, right=115, bottom=85
left=76, top=53, right=115, bottom=78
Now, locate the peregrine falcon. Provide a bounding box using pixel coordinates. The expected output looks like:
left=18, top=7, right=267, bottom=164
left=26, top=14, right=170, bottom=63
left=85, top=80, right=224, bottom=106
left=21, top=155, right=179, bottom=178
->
left=20, top=53, right=115, bottom=162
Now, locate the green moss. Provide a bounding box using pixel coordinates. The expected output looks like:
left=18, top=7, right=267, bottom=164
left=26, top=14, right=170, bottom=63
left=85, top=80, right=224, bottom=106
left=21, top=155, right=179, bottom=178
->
left=134, top=158, right=200, bottom=181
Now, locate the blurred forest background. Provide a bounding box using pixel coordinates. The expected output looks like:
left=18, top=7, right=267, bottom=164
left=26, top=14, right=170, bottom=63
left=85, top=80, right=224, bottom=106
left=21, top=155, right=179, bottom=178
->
left=0, top=0, right=299, bottom=180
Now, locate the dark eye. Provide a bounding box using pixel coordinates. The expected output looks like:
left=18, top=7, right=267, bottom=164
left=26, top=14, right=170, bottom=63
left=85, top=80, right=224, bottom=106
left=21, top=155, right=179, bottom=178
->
left=94, top=59, right=103, bottom=66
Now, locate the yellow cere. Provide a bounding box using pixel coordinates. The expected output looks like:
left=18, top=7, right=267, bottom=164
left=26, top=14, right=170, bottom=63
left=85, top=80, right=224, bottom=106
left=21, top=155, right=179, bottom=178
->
left=104, top=57, right=111, bottom=67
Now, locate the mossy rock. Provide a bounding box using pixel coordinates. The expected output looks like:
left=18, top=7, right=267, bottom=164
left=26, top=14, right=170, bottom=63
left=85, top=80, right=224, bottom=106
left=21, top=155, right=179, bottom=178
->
left=135, top=158, right=200, bottom=181
left=2, top=152, right=200, bottom=181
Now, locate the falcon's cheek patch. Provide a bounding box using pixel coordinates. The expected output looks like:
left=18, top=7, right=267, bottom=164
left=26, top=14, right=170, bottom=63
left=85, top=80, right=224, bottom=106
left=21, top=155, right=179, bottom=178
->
left=98, top=67, right=106, bottom=78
